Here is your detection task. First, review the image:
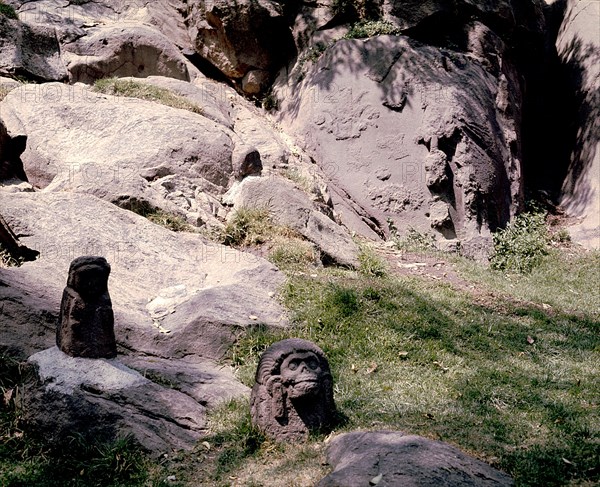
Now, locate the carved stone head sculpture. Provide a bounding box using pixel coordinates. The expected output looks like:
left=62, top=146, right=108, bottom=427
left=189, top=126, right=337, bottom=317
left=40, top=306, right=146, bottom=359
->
left=250, top=338, right=337, bottom=441
left=56, top=256, right=116, bottom=358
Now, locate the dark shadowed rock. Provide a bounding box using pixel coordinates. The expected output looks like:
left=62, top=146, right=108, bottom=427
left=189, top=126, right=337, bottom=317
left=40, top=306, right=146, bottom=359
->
left=250, top=338, right=338, bottom=441
left=318, top=430, right=514, bottom=487
left=24, top=347, right=206, bottom=454
left=57, top=256, right=117, bottom=359
left=186, top=0, right=293, bottom=92
left=0, top=16, right=67, bottom=81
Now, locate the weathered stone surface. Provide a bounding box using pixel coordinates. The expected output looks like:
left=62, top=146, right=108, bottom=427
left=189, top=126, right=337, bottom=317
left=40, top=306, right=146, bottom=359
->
left=62, top=25, right=191, bottom=83
left=556, top=0, right=600, bottom=249
left=0, top=192, right=288, bottom=362
left=0, top=82, right=234, bottom=225
left=225, top=176, right=359, bottom=267
left=251, top=338, right=337, bottom=441
left=318, top=430, right=514, bottom=487
left=120, top=355, right=249, bottom=408
left=25, top=347, right=207, bottom=453
left=186, top=0, right=293, bottom=91
left=0, top=16, right=67, bottom=81
left=57, top=256, right=117, bottom=359
left=274, top=33, right=528, bottom=253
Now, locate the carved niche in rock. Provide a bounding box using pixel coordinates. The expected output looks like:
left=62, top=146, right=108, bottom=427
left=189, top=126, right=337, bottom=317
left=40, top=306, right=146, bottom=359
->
left=250, top=338, right=337, bottom=441
left=56, top=256, right=117, bottom=358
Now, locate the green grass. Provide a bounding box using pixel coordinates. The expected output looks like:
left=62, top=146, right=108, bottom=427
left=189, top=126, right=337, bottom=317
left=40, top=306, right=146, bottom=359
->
left=344, top=20, right=401, bottom=39
left=224, top=252, right=599, bottom=486
left=0, top=1, right=18, bottom=20
left=115, top=197, right=193, bottom=232
left=2, top=219, right=598, bottom=485
left=93, top=78, right=203, bottom=115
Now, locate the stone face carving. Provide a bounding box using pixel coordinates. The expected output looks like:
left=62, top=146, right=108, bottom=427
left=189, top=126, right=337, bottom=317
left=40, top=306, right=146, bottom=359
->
left=250, top=338, right=337, bottom=441
left=56, top=256, right=117, bottom=358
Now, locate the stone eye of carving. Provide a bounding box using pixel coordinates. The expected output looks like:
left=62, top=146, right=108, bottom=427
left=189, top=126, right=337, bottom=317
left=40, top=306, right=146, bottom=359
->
left=288, top=360, right=299, bottom=371
left=307, top=358, right=318, bottom=370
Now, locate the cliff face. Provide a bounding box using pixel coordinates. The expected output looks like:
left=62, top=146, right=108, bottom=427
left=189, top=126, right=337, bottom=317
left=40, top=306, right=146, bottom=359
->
left=555, top=0, right=599, bottom=249
left=0, top=0, right=597, bottom=254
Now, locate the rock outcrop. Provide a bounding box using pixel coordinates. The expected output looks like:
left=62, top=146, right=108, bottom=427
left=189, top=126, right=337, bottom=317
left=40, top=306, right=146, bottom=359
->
left=555, top=0, right=600, bottom=249
left=25, top=347, right=207, bottom=453
left=318, top=430, right=514, bottom=487
left=274, top=7, right=546, bottom=255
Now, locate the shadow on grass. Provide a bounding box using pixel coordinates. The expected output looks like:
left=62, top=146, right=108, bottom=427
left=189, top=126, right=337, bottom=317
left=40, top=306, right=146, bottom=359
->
left=233, top=274, right=600, bottom=486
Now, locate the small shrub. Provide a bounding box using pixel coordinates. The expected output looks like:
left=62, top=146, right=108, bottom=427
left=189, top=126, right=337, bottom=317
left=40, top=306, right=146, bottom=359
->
left=395, top=228, right=437, bottom=252
left=269, top=237, right=319, bottom=270
left=357, top=245, right=387, bottom=277
left=490, top=211, right=550, bottom=273
left=344, top=20, right=401, bottom=39
left=0, top=2, right=18, bottom=20
left=93, top=78, right=203, bottom=115
left=223, top=207, right=274, bottom=247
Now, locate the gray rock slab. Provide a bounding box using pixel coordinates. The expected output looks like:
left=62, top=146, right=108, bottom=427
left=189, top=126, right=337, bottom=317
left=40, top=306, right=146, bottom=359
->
left=26, top=346, right=207, bottom=453
left=0, top=192, right=288, bottom=362
left=319, top=430, right=514, bottom=487
left=225, top=176, right=359, bottom=267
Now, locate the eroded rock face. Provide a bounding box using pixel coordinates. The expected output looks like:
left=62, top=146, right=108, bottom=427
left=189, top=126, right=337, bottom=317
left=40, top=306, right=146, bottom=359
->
left=274, top=32, right=529, bottom=256
left=556, top=0, right=600, bottom=249
left=250, top=338, right=337, bottom=441
left=24, top=347, right=207, bottom=453
left=186, top=0, right=294, bottom=93
left=0, top=16, right=67, bottom=81
left=57, top=256, right=117, bottom=359
left=318, top=430, right=514, bottom=487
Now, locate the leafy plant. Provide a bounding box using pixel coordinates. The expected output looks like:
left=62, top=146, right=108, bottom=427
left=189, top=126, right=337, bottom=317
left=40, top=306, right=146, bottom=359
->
left=93, top=78, right=203, bottom=115
left=357, top=245, right=387, bottom=277
left=344, top=20, right=401, bottom=39
left=0, top=1, right=18, bottom=20
left=490, top=210, right=550, bottom=273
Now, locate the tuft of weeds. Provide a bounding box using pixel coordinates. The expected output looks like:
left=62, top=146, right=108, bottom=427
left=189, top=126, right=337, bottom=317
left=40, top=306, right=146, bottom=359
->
left=223, top=207, right=275, bottom=247
left=490, top=210, right=550, bottom=273
left=395, top=227, right=437, bottom=253
left=344, top=20, right=401, bottom=39
left=0, top=1, right=18, bottom=20
left=93, top=78, right=203, bottom=115
left=269, top=237, right=320, bottom=272
left=357, top=244, right=387, bottom=277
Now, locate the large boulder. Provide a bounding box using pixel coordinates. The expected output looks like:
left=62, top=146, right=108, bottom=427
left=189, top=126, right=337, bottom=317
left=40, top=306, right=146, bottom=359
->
left=0, top=191, right=287, bottom=362
left=556, top=0, right=600, bottom=249
left=318, top=430, right=514, bottom=487
left=274, top=33, right=528, bottom=256
left=186, top=0, right=294, bottom=93
left=225, top=176, right=359, bottom=267
left=0, top=82, right=234, bottom=225
left=24, top=347, right=207, bottom=454
left=0, top=16, right=67, bottom=81
left=62, top=25, right=191, bottom=83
